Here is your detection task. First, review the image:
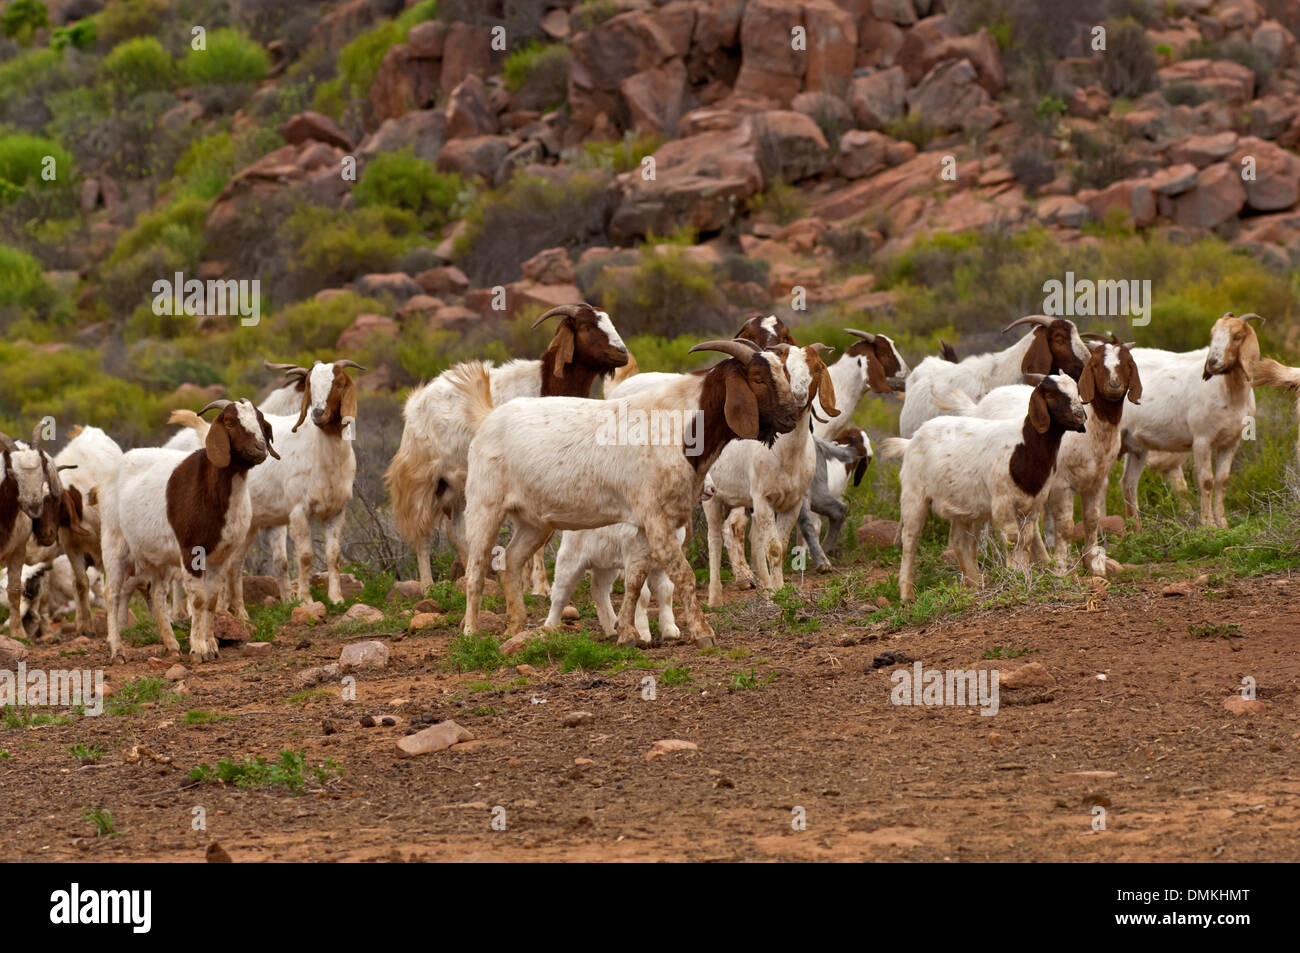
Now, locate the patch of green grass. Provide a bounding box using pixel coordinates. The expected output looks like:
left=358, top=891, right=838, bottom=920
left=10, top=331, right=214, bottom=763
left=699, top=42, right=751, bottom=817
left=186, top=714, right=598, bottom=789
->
left=2, top=707, right=74, bottom=729
left=0, top=749, right=10, bottom=759
left=982, top=646, right=1034, bottom=659
left=183, top=709, right=232, bottom=725
left=444, top=632, right=504, bottom=673
left=248, top=599, right=296, bottom=643
left=68, top=742, right=107, bottom=763
left=729, top=668, right=776, bottom=691
left=662, top=666, right=692, bottom=686
left=82, top=807, right=118, bottom=838
left=1187, top=621, right=1244, bottom=640
left=282, top=687, right=332, bottom=706
left=108, top=677, right=176, bottom=716
left=515, top=631, right=644, bottom=673
left=188, top=749, right=340, bottom=795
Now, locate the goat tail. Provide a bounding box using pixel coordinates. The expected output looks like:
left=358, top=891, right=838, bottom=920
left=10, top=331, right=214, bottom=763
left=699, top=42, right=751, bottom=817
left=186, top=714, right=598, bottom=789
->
left=933, top=388, right=977, bottom=415
left=445, top=360, right=494, bottom=435
left=604, top=349, right=639, bottom=397
left=167, top=409, right=210, bottom=439
left=384, top=428, right=445, bottom=547
left=878, top=437, right=909, bottom=460
left=1254, top=358, right=1300, bottom=391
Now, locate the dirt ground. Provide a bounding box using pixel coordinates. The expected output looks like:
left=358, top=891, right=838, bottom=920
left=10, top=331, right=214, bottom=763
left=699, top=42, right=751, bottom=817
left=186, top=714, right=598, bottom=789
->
left=2, top=570, right=1298, bottom=863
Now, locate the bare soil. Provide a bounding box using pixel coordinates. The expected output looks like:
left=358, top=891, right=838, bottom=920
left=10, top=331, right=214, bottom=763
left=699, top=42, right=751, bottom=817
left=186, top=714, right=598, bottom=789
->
left=2, top=572, right=1298, bottom=862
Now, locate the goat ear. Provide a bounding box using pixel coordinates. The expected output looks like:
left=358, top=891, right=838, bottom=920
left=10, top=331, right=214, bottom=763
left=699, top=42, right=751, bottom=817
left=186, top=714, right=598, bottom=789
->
left=292, top=379, right=311, bottom=433
left=1077, top=359, right=1096, bottom=403
left=1027, top=388, right=1051, bottom=434
left=816, top=364, right=840, bottom=417
left=1022, top=328, right=1053, bottom=376
left=852, top=454, right=868, bottom=487
left=1123, top=349, right=1143, bottom=404
left=260, top=413, right=280, bottom=460
left=205, top=418, right=231, bottom=467
left=723, top=371, right=760, bottom=439
left=865, top=354, right=890, bottom=393
left=60, top=488, right=85, bottom=535
left=340, top=374, right=358, bottom=422
left=551, top=322, right=576, bottom=379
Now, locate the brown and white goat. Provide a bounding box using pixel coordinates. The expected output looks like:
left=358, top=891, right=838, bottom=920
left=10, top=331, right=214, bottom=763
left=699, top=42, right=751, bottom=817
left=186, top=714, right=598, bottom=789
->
left=99, top=400, right=277, bottom=662
left=385, top=302, right=629, bottom=591
left=0, top=427, right=67, bottom=642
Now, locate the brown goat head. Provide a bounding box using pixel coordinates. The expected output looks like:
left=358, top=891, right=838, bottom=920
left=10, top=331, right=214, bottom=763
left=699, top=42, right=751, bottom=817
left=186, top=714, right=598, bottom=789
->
left=1006, top=315, right=1090, bottom=381
left=535, top=304, right=629, bottom=392
left=845, top=329, right=909, bottom=393
left=1203, top=312, right=1263, bottom=381
left=199, top=399, right=278, bottom=468
left=735, top=314, right=797, bottom=349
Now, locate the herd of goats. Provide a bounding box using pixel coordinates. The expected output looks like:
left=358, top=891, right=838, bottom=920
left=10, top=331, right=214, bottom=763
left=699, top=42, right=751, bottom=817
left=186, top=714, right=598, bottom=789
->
left=2, top=303, right=1299, bottom=661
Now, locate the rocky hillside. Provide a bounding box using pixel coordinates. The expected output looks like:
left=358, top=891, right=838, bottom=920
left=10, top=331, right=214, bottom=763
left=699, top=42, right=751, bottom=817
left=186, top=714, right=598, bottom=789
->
left=3, top=0, right=1300, bottom=568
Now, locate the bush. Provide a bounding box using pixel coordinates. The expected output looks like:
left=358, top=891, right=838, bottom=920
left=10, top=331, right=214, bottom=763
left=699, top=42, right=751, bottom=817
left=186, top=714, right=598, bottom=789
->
left=338, top=0, right=437, bottom=99
left=107, top=194, right=209, bottom=266
left=1068, top=127, right=1130, bottom=191
left=885, top=113, right=941, bottom=149
left=1009, top=144, right=1056, bottom=193
left=1214, top=37, right=1273, bottom=86
left=180, top=28, right=269, bottom=85
left=1162, top=82, right=1212, bottom=107
left=167, top=131, right=235, bottom=200
left=577, top=132, right=664, bottom=175
left=1, top=0, right=47, bottom=46
left=354, top=149, right=466, bottom=231
left=97, top=0, right=168, bottom=45
left=455, top=171, right=612, bottom=285
left=0, top=133, right=72, bottom=200
left=100, top=36, right=172, bottom=97
left=51, top=16, right=96, bottom=51
left=1101, top=17, right=1157, bottom=98
left=588, top=245, right=731, bottom=338
left=502, top=42, right=570, bottom=111
left=0, top=244, right=50, bottom=309
left=281, top=204, right=415, bottom=295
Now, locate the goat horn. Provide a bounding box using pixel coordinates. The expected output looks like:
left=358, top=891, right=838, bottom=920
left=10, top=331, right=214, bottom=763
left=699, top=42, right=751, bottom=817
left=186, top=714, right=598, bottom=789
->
left=843, top=328, right=877, bottom=342
left=197, top=399, right=232, bottom=417
left=264, top=361, right=300, bottom=372
left=1002, top=314, right=1056, bottom=334
left=334, top=359, right=366, bottom=371
left=690, top=339, right=761, bottom=362
left=1241, top=313, right=1266, bottom=325
left=808, top=342, right=835, bottom=355
left=57, top=464, right=78, bottom=471
left=531, top=304, right=592, bottom=329
left=30, top=424, right=43, bottom=449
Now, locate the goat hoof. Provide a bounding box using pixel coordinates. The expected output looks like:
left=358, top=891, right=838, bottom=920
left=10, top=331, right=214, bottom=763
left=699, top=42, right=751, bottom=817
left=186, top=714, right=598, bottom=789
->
left=693, top=635, right=715, bottom=650
left=814, top=562, right=832, bottom=574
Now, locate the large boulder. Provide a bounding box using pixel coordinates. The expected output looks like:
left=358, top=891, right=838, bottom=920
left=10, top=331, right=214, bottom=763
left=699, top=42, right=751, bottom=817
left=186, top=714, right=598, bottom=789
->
left=357, top=109, right=447, bottom=164
left=370, top=42, right=441, bottom=126
left=803, top=0, right=858, bottom=99
left=1158, top=59, right=1255, bottom=106
left=620, top=57, right=689, bottom=137
left=435, top=135, right=511, bottom=182
left=280, top=111, right=353, bottom=151
left=755, top=110, right=830, bottom=181
left=1167, top=131, right=1238, bottom=168
left=833, top=129, right=891, bottom=178
left=440, top=21, right=497, bottom=94
left=1078, top=177, right=1156, bottom=227
left=336, top=313, right=399, bottom=352
left=569, top=8, right=682, bottom=133
left=849, top=66, right=906, bottom=130
left=905, top=59, right=992, bottom=132
left=901, top=27, right=1004, bottom=93
left=1230, top=137, right=1300, bottom=211
left=1171, top=162, right=1247, bottom=228
left=734, top=0, right=807, bottom=105
left=896, top=14, right=959, bottom=81
left=444, top=74, right=498, bottom=139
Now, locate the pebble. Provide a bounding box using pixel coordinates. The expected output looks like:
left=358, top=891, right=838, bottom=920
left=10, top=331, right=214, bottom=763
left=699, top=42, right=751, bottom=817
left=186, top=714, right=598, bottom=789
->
left=564, top=711, right=594, bottom=728
left=645, top=739, right=698, bottom=761
left=396, top=720, right=474, bottom=757
left=343, top=603, right=384, bottom=623
left=339, top=640, right=389, bottom=673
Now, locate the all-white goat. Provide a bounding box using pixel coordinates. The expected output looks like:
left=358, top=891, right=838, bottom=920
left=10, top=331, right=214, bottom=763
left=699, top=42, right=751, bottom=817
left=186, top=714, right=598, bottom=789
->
left=169, top=360, right=362, bottom=614
left=0, top=427, right=67, bottom=642
left=458, top=338, right=800, bottom=647
left=99, top=399, right=277, bottom=662
left=942, top=339, right=1143, bottom=575
left=386, top=303, right=630, bottom=592
left=899, top=316, right=1090, bottom=438
left=1120, top=313, right=1262, bottom=528
left=881, top=375, right=1088, bottom=601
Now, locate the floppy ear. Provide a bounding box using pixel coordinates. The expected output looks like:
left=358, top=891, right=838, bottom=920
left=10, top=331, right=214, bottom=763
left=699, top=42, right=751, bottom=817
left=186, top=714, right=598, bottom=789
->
left=1027, top=388, right=1051, bottom=434
left=292, top=378, right=311, bottom=433
left=1076, top=358, right=1097, bottom=403
left=723, top=370, right=760, bottom=439
left=340, top=374, right=358, bottom=422
left=816, top=364, right=839, bottom=417
left=60, top=487, right=85, bottom=536
left=550, top=321, right=576, bottom=379
left=865, top=354, right=890, bottom=393
left=259, top=411, right=281, bottom=460
left=1021, top=328, right=1053, bottom=376
left=852, top=453, right=868, bottom=487
left=205, top=417, right=231, bottom=467
left=1122, top=349, right=1143, bottom=404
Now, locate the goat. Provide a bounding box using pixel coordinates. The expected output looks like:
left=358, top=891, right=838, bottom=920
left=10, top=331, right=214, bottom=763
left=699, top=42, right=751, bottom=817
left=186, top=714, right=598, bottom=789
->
left=0, top=556, right=103, bottom=639
left=169, top=361, right=363, bottom=614
left=458, top=338, right=800, bottom=647
left=703, top=343, right=839, bottom=604
left=385, top=303, right=629, bottom=592
left=0, top=427, right=67, bottom=642
left=881, top=375, right=1088, bottom=601
left=899, top=315, right=1090, bottom=438
left=99, top=399, right=277, bottom=662
left=796, top=428, right=872, bottom=570
left=1120, top=313, right=1262, bottom=528
left=943, top=338, right=1143, bottom=575
left=735, top=313, right=797, bottom=348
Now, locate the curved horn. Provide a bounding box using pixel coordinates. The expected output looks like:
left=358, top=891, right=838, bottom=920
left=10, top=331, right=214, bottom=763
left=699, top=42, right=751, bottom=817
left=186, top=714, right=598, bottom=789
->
left=197, top=399, right=232, bottom=417
left=30, top=424, right=42, bottom=450
left=264, top=361, right=303, bottom=373
left=689, top=339, right=762, bottom=362
left=843, top=328, right=877, bottom=342
left=1001, top=314, right=1056, bottom=334
left=333, top=359, right=366, bottom=371
left=1241, top=313, right=1266, bottom=325
left=57, top=464, right=78, bottom=471
left=531, top=303, right=592, bottom=329
left=808, top=342, right=835, bottom=356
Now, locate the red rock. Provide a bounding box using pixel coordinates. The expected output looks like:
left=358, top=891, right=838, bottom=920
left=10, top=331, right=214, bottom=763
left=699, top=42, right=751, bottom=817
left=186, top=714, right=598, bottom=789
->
left=848, top=66, right=905, bottom=131
left=568, top=9, right=679, bottom=131
left=370, top=42, right=440, bottom=125
left=213, top=611, right=250, bottom=644
left=896, top=13, right=958, bottom=79
left=903, top=28, right=1004, bottom=94
left=415, top=265, right=469, bottom=296
left=0, top=635, right=28, bottom=666
left=1167, top=131, right=1238, bottom=168
left=1230, top=137, right=1300, bottom=211
left=803, top=0, right=858, bottom=99
left=856, top=518, right=899, bottom=547
left=906, top=59, right=992, bottom=132
left=1250, top=19, right=1294, bottom=64
left=1078, top=177, right=1156, bottom=227
left=1248, top=94, right=1298, bottom=140
left=336, top=313, right=399, bottom=353
left=733, top=0, right=806, bottom=105
left=280, top=111, right=353, bottom=150
left=339, top=640, right=389, bottom=673
left=1149, top=163, right=1199, bottom=196
left=354, top=272, right=423, bottom=302
left=1068, top=84, right=1111, bottom=119
left=1223, top=695, right=1268, bottom=716
left=429, top=305, right=480, bottom=331
left=620, top=57, right=688, bottom=137
left=505, top=281, right=584, bottom=315
left=1158, top=59, right=1255, bottom=106
left=357, top=110, right=447, bottom=164
left=520, top=247, right=575, bottom=285
left=444, top=74, right=498, bottom=140
left=396, top=719, right=473, bottom=757
left=871, top=0, right=916, bottom=27
left=1171, top=162, right=1247, bottom=228
left=999, top=662, right=1056, bottom=690
left=857, top=14, right=905, bottom=69
left=645, top=738, right=699, bottom=760
left=440, top=22, right=495, bottom=94
left=755, top=110, right=829, bottom=181
left=436, top=135, right=510, bottom=182
left=833, top=129, right=890, bottom=178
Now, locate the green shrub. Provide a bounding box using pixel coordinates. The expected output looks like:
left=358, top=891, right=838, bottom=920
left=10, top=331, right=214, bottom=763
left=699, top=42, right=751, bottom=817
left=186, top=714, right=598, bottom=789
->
left=1213, top=37, right=1273, bottom=86
left=51, top=16, right=96, bottom=51
left=455, top=170, right=612, bottom=285
left=1101, top=17, right=1157, bottom=98
left=354, top=149, right=466, bottom=231
left=588, top=244, right=731, bottom=338
left=180, top=28, right=269, bottom=86
left=1162, top=82, right=1212, bottom=107
left=311, top=77, right=345, bottom=119
left=97, top=0, right=167, bottom=45
left=166, top=131, right=235, bottom=200
left=1, top=0, right=48, bottom=46
left=577, top=132, right=664, bottom=175
left=884, top=113, right=940, bottom=149
left=338, top=1, right=438, bottom=99
left=502, top=41, right=570, bottom=110
left=0, top=133, right=72, bottom=199
left=107, top=194, right=209, bottom=266
left=100, top=36, right=172, bottom=97
left=282, top=204, right=415, bottom=293
left=0, top=245, right=50, bottom=309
